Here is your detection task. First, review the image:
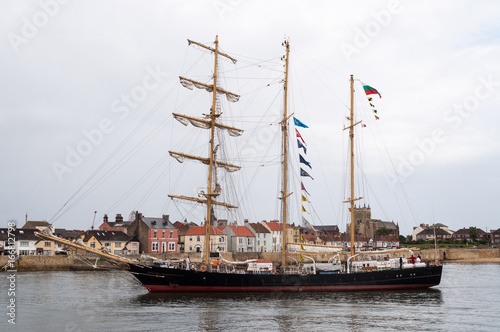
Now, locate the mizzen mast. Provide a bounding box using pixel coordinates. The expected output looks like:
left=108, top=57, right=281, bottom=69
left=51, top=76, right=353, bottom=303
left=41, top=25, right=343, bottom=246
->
left=280, top=39, right=291, bottom=268
left=169, top=36, right=242, bottom=266
left=344, top=75, right=363, bottom=257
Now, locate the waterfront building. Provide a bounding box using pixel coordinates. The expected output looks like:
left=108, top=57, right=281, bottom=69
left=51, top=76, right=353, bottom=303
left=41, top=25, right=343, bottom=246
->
left=184, top=226, right=227, bottom=253
left=221, top=225, right=256, bottom=252
left=416, top=228, right=452, bottom=242
left=261, top=221, right=282, bottom=252
left=127, top=213, right=178, bottom=254
left=491, top=229, right=500, bottom=245
left=80, top=230, right=138, bottom=255
left=173, top=220, right=198, bottom=253
left=245, top=222, right=272, bottom=252
left=451, top=227, right=488, bottom=242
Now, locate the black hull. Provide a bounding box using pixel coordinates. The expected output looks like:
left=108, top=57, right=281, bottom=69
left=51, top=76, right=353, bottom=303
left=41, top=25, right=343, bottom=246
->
left=129, top=263, right=443, bottom=292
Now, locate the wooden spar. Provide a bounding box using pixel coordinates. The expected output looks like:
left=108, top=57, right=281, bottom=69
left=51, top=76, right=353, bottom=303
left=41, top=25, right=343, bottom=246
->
left=168, top=194, right=237, bottom=209
left=281, top=39, right=290, bottom=268
left=35, top=231, right=134, bottom=265
left=204, top=35, right=220, bottom=267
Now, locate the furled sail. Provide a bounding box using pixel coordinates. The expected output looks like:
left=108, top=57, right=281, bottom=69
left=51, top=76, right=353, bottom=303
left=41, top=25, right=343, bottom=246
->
left=172, top=113, right=243, bottom=137
left=179, top=77, right=240, bottom=103
left=169, top=151, right=241, bottom=172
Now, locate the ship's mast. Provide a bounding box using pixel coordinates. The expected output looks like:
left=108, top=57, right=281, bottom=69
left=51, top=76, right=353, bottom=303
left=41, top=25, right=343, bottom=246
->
left=204, top=36, right=220, bottom=266
left=344, top=75, right=362, bottom=257
left=168, top=36, right=241, bottom=267
left=281, top=39, right=290, bottom=268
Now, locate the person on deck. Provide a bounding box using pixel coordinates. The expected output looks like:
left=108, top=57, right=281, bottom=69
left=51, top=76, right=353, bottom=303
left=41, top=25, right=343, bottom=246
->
left=186, top=256, right=190, bottom=270
left=212, top=257, right=219, bottom=272
left=416, top=255, right=421, bottom=263
left=410, top=255, right=416, bottom=264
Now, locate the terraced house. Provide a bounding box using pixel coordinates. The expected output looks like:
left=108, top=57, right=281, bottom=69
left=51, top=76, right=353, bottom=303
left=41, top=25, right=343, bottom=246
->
left=80, top=230, right=139, bottom=255
left=127, top=213, right=178, bottom=254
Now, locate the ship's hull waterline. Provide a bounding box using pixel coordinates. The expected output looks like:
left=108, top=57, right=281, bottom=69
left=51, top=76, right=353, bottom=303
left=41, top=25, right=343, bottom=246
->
left=129, top=263, right=443, bottom=292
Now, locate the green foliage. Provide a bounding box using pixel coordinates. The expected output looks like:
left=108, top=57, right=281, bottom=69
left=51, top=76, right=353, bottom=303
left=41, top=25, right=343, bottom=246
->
left=398, top=235, right=406, bottom=244
left=469, top=227, right=478, bottom=242
left=376, top=227, right=390, bottom=236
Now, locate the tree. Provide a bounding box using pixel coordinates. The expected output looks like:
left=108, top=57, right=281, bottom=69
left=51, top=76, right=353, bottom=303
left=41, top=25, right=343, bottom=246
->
left=469, top=227, right=478, bottom=242
left=376, top=227, right=390, bottom=236
left=398, top=235, right=406, bottom=244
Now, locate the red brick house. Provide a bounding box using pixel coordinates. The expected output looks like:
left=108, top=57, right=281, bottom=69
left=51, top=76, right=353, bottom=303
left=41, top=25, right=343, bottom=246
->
left=127, top=213, right=178, bottom=254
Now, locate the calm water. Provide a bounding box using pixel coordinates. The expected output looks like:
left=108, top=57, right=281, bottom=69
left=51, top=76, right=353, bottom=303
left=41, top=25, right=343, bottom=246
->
left=1, top=264, right=499, bottom=331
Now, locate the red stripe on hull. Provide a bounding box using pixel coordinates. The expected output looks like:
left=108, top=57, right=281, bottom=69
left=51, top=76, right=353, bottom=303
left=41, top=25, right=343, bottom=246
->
left=145, top=284, right=437, bottom=292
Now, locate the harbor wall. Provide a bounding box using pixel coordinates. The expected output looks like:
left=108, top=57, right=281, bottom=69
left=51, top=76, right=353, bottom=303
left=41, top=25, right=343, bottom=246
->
left=0, top=255, right=126, bottom=272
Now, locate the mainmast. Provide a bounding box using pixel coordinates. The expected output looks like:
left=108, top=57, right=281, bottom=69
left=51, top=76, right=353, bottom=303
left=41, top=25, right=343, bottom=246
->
left=169, top=36, right=242, bottom=267
left=344, top=75, right=363, bottom=257
left=281, top=39, right=290, bottom=268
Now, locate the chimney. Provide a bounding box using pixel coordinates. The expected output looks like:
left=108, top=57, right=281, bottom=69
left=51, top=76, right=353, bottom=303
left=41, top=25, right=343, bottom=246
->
left=115, top=214, right=123, bottom=222
left=103, top=214, right=108, bottom=223
left=244, top=219, right=249, bottom=225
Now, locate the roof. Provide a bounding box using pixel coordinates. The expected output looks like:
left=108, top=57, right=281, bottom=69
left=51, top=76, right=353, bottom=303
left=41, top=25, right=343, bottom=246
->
left=228, top=225, right=255, bottom=237
left=417, top=228, right=449, bottom=236
left=314, top=225, right=339, bottom=232
left=15, top=229, right=40, bottom=241
left=247, top=223, right=270, bottom=234
left=22, top=221, right=52, bottom=229
left=82, top=230, right=133, bottom=242
left=375, top=220, right=398, bottom=230
left=265, top=222, right=281, bottom=232
left=55, top=228, right=81, bottom=238
left=141, top=216, right=176, bottom=230
left=104, top=221, right=132, bottom=228
left=186, top=226, right=226, bottom=236
left=302, top=233, right=317, bottom=242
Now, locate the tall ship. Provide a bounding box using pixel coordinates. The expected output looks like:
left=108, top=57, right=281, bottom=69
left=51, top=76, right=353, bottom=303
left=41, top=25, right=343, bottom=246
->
left=38, top=36, right=442, bottom=292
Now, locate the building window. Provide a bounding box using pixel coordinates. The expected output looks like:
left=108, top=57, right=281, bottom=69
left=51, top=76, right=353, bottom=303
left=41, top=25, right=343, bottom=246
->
left=162, top=231, right=165, bottom=238
left=115, top=242, right=121, bottom=248
left=197, top=236, right=200, bottom=242
left=168, top=242, right=175, bottom=251
left=189, top=246, right=193, bottom=251
left=44, top=242, right=51, bottom=247
left=132, top=243, right=138, bottom=247
left=90, top=242, right=95, bottom=248
left=239, top=238, right=243, bottom=244
left=114, top=250, right=122, bottom=254
left=154, top=231, right=157, bottom=238
left=105, top=243, right=111, bottom=247
left=43, top=250, right=51, bottom=256
left=152, top=242, right=159, bottom=251
left=20, top=241, right=29, bottom=247
left=189, top=237, right=193, bottom=242
left=247, top=238, right=252, bottom=245
left=170, top=231, right=173, bottom=239
left=162, top=242, right=166, bottom=253
left=20, top=250, right=30, bottom=255
left=219, top=236, right=224, bottom=243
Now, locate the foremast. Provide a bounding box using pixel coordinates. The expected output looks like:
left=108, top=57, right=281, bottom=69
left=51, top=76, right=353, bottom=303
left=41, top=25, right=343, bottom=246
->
left=280, top=39, right=291, bottom=268
left=169, top=36, right=242, bottom=266
left=344, top=75, right=363, bottom=257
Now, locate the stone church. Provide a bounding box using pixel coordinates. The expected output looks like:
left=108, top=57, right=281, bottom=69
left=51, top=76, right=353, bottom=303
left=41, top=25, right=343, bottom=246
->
left=347, top=205, right=399, bottom=239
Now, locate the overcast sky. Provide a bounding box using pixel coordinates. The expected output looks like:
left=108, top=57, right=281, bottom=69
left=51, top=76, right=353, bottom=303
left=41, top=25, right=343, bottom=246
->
left=1, top=1, right=499, bottom=236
